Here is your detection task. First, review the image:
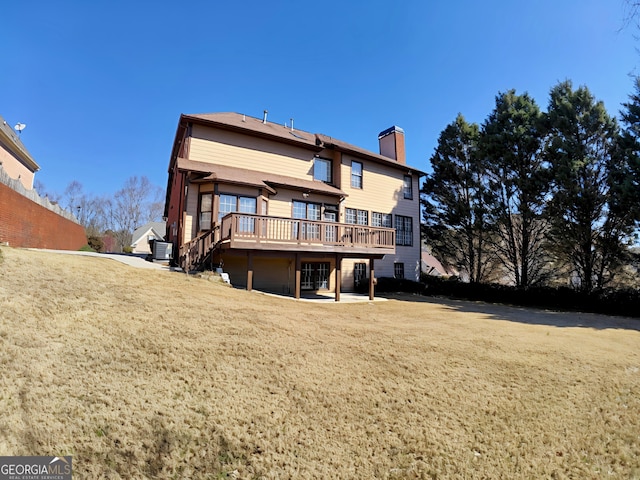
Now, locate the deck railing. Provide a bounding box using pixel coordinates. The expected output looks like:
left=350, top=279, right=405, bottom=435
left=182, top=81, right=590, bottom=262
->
left=179, top=227, right=218, bottom=272
left=219, top=213, right=395, bottom=251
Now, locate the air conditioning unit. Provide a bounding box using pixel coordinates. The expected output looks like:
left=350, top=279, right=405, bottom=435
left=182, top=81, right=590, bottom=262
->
left=152, top=241, right=173, bottom=260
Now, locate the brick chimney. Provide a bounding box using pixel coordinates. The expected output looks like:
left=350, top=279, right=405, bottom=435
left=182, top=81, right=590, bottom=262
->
left=378, top=126, right=405, bottom=165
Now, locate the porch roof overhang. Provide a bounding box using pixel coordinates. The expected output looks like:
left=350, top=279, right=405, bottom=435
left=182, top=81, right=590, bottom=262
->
left=177, top=157, right=347, bottom=198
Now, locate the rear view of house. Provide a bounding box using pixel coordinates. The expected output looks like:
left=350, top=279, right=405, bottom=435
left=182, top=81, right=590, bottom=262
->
left=164, top=112, right=423, bottom=300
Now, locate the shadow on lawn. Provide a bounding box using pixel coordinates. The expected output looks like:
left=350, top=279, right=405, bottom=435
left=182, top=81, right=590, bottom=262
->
left=382, top=293, right=640, bottom=332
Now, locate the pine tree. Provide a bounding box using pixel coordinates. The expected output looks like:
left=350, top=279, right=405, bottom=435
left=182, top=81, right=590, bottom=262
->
left=545, top=81, right=635, bottom=291
left=421, top=114, right=495, bottom=283
left=480, top=90, right=550, bottom=287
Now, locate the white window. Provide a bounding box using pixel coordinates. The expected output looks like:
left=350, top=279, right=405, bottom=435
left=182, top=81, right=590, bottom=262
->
left=293, top=201, right=321, bottom=240
left=218, top=194, right=237, bottom=222
left=238, top=197, right=257, bottom=233
left=346, top=208, right=368, bottom=225
left=345, top=208, right=356, bottom=224
left=218, top=195, right=257, bottom=232
left=372, top=212, right=392, bottom=228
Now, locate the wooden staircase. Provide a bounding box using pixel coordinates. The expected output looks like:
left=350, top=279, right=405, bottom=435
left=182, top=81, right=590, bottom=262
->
left=178, top=227, right=220, bottom=273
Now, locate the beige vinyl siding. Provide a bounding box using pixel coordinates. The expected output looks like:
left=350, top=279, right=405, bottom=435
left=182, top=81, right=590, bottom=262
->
left=253, top=258, right=292, bottom=294
left=340, top=155, right=416, bottom=217
left=340, top=156, right=421, bottom=281
left=131, top=229, right=154, bottom=254
left=185, top=124, right=421, bottom=282
left=221, top=255, right=248, bottom=288
left=341, top=258, right=370, bottom=292
left=184, top=184, right=199, bottom=242
left=222, top=254, right=337, bottom=293
left=301, top=257, right=336, bottom=292
left=379, top=251, right=421, bottom=281
left=190, top=125, right=315, bottom=178
left=340, top=255, right=421, bottom=289
left=268, top=190, right=339, bottom=219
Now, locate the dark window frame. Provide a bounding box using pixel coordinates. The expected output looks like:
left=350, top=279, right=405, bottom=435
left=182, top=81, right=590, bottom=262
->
left=198, top=192, right=213, bottom=231
left=394, top=262, right=405, bottom=279
left=314, top=157, right=333, bottom=184
left=403, top=175, right=413, bottom=199
left=351, top=161, right=363, bottom=189
left=354, top=262, right=367, bottom=287
left=395, top=215, right=413, bottom=246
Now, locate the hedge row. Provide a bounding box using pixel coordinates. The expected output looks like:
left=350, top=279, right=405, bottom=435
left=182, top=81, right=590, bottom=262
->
left=421, top=276, right=640, bottom=318
left=357, top=275, right=640, bottom=318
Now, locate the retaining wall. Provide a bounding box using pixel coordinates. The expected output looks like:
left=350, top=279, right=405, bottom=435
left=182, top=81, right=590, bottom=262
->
left=0, top=168, right=86, bottom=249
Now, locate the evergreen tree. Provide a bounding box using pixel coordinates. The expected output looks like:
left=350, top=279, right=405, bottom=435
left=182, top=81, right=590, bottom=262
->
left=619, top=76, right=640, bottom=236
left=421, top=114, right=495, bottom=283
left=545, top=81, right=636, bottom=291
left=480, top=90, right=550, bottom=287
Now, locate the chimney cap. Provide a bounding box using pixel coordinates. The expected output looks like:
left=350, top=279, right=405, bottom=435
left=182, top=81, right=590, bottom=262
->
left=378, top=126, right=404, bottom=139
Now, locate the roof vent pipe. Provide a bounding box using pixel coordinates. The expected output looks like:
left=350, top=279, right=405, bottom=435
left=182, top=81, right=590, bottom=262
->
left=263, top=110, right=268, bottom=124
left=290, top=118, right=294, bottom=131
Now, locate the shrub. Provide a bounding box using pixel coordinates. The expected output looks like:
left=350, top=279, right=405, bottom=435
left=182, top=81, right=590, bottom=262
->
left=122, top=246, right=134, bottom=254
left=420, top=275, right=640, bottom=318
left=87, top=234, right=104, bottom=252
left=355, top=276, right=425, bottom=295
left=78, top=244, right=95, bottom=252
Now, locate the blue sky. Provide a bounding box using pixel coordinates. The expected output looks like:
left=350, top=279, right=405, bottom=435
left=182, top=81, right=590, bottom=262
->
left=1, top=0, right=638, bottom=197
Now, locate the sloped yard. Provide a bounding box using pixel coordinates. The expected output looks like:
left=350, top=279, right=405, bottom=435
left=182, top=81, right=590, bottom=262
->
left=0, top=246, right=638, bottom=479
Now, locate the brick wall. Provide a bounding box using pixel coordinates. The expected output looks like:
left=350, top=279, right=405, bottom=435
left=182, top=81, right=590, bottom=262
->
left=0, top=182, right=87, bottom=250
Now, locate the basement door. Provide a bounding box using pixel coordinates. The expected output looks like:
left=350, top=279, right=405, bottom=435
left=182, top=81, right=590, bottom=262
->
left=301, top=262, right=330, bottom=290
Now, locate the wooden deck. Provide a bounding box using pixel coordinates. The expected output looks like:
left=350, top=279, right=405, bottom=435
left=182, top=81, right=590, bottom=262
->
left=218, top=213, right=396, bottom=255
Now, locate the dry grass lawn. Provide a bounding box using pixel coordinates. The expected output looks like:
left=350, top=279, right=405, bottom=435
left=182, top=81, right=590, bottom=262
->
left=0, top=246, right=639, bottom=479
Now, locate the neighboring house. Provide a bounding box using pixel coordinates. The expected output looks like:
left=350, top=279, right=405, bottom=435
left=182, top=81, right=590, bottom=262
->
left=164, top=112, right=424, bottom=300
left=131, top=222, right=166, bottom=254
left=0, top=114, right=86, bottom=250
left=0, top=115, right=40, bottom=190
left=421, top=251, right=457, bottom=277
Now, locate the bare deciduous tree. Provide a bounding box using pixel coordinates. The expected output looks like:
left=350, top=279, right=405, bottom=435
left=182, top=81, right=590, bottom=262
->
left=105, top=176, right=164, bottom=251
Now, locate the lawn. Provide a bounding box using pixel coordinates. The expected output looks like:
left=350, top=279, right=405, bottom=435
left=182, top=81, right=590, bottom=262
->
left=0, top=246, right=638, bottom=479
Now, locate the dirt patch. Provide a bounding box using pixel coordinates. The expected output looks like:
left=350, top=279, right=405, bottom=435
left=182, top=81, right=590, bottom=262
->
left=1, top=246, right=639, bottom=479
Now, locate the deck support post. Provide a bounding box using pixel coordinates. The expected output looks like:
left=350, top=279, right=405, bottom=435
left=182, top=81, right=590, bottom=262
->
left=335, top=254, right=342, bottom=302
left=295, top=253, right=301, bottom=299
left=369, top=258, right=375, bottom=301
left=247, top=251, right=253, bottom=291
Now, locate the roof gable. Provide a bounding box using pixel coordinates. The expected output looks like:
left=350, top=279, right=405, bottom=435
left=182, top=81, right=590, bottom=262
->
left=131, top=222, right=166, bottom=245
left=181, top=112, right=425, bottom=175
